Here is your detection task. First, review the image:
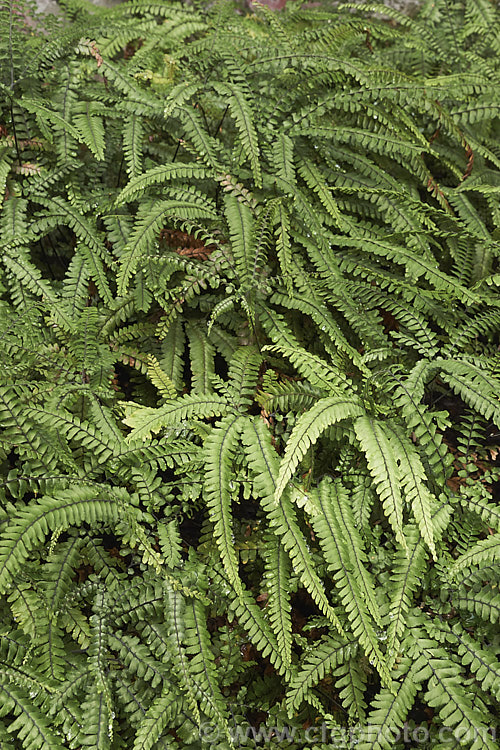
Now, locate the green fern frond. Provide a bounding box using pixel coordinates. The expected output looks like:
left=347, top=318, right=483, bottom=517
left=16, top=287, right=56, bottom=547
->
left=117, top=195, right=218, bottom=294
left=390, top=363, right=453, bottom=487
left=450, top=534, right=500, bottom=579
left=333, top=657, right=368, bottom=721
left=354, top=416, right=407, bottom=551
left=452, top=585, right=500, bottom=624
left=122, top=113, right=144, bottom=179
left=79, top=691, right=112, bottom=750
left=1, top=0, right=500, bottom=743
left=184, top=599, right=232, bottom=742
left=78, top=243, right=113, bottom=305
left=273, top=201, right=294, bottom=293
left=147, top=355, right=177, bottom=400
left=262, top=537, right=292, bottom=669
left=271, top=287, right=365, bottom=368
left=226, top=345, right=262, bottom=408
left=73, top=101, right=106, bottom=160
left=438, top=358, right=500, bottom=428
left=203, top=415, right=245, bottom=595
left=123, top=393, right=231, bottom=441
left=241, top=417, right=345, bottom=635
left=386, top=527, right=427, bottom=666
left=24, top=406, right=121, bottom=463
left=260, top=306, right=350, bottom=391
left=2, top=253, right=74, bottom=332
left=256, top=377, right=321, bottom=414
left=0, top=683, right=63, bottom=750
left=116, top=162, right=211, bottom=205
left=310, top=480, right=390, bottom=686
left=270, top=133, right=296, bottom=189
left=334, top=235, right=480, bottom=304
left=60, top=251, right=91, bottom=319
left=355, top=655, right=427, bottom=750
left=275, top=396, right=364, bottom=503
left=212, top=563, right=288, bottom=676
left=110, top=631, right=168, bottom=688
left=417, top=643, right=497, bottom=749
left=297, top=157, right=349, bottom=231
left=163, top=81, right=202, bottom=119
left=213, top=82, right=261, bottom=188
left=0, top=489, right=124, bottom=594
left=30, top=195, right=105, bottom=258
left=286, top=636, right=358, bottom=716
left=20, top=97, right=81, bottom=143
left=186, top=322, right=215, bottom=396
left=444, top=622, right=500, bottom=702
left=158, top=317, right=185, bottom=389
left=224, top=194, right=256, bottom=290
left=132, top=686, right=182, bottom=750
left=178, top=107, right=222, bottom=170
left=322, top=479, right=383, bottom=625
left=385, top=422, right=439, bottom=558
left=460, top=493, right=500, bottom=532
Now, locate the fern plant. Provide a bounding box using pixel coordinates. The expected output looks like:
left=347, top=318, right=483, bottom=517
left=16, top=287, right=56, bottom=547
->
left=1, top=0, right=500, bottom=747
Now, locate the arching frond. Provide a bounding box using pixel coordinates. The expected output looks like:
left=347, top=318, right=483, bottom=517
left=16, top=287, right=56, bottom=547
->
left=0, top=489, right=124, bottom=594
left=275, top=397, right=364, bottom=502
left=354, top=416, right=407, bottom=550
left=203, top=415, right=245, bottom=594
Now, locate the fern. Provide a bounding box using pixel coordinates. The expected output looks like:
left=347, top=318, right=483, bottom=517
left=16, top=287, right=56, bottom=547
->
left=183, top=598, right=232, bottom=741
left=241, top=417, right=345, bottom=636
left=1, top=0, right=500, bottom=745
left=203, top=415, right=245, bottom=594
left=123, top=393, right=231, bottom=440
left=0, top=489, right=125, bottom=594
left=131, top=686, right=182, bottom=750
left=262, top=536, right=293, bottom=669
left=0, top=683, right=63, bottom=750
left=122, top=114, right=144, bottom=179
left=275, top=397, right=364, bottom=502
left=353, top=416, right=407, bottom=551
left=310, top=480, right=390, bottom=686
left=356, top=655, right=427, bottom=750
left=286, top=636, right=358, bottom=716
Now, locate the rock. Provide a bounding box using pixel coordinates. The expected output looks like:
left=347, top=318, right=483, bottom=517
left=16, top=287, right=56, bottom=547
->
left=36, top=0, right=122, bottom=14
left=36, top=0, right=421, bottom=17
left=248, top=0, right=420, bottom=14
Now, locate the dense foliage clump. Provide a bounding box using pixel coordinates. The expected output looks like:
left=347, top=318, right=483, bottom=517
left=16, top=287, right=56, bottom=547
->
left=1, top=0, right=500, bottom=747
